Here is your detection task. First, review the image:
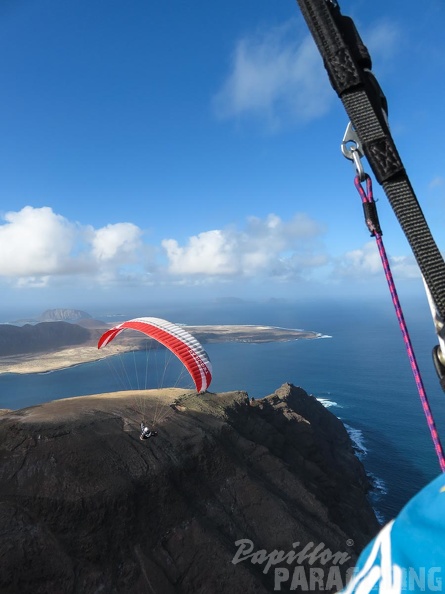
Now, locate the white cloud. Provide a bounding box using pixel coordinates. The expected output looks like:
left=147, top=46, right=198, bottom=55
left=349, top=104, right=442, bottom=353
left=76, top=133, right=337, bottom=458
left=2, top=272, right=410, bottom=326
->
left=162, top=230, right=237, bottom=275
left=334, top=241, right=421, bottom=280
left=389, top=255, right=421, bottom=280
left=91, top=222, right=143, bottom=262
left=212, top=18, right=403, bottom=130
left=363, top=20, right=401, bottom=65
left=213, top=20, right=332, bottom=129
left=429, top=176, right=445, bottom=190
left=162, top=213, right=327, bottom=280
left=0, top=206, right=147, bottom=287
left=0, top=206, right=75, bottom=278
left=337, top=241, right=382, bottom=277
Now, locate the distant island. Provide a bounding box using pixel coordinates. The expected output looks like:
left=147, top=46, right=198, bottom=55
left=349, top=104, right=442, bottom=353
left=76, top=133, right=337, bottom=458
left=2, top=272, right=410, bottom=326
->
left=185, top=324, right=321, bottom=343
left=0, top=309, right=325, bottom=375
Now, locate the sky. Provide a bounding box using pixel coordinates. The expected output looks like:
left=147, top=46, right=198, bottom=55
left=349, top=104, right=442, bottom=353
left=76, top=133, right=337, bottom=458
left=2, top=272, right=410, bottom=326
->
left=0, top=0, right=444, bottom=315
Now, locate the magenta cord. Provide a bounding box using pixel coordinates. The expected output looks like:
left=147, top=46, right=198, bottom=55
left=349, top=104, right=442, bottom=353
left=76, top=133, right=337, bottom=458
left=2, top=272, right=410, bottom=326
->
left=354, top=175, right=445, bottom=473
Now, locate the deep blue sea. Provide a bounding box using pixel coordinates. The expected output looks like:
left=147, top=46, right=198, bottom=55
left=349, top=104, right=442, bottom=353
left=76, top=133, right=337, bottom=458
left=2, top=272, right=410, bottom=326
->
left=1, top=297, right=444, bottom=523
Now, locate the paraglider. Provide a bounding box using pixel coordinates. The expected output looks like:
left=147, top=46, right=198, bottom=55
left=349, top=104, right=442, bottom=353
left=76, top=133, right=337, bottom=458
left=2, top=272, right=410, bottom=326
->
left=140, top=422, right=158, bottom=440
left=97, top=317, right=212, bottom=393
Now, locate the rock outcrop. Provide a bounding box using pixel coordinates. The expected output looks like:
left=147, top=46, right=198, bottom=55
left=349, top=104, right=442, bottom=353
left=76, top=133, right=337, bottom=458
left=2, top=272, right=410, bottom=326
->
left=0, top=384, right=379, bottom=593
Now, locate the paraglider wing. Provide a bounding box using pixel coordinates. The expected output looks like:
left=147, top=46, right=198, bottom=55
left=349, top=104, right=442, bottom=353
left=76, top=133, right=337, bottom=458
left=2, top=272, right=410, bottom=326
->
left=98, top=317, right=212, bottom=393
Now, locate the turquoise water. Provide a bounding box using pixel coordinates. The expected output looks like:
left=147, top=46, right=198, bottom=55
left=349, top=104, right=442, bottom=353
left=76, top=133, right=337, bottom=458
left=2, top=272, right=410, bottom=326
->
left=1, top=298, right=444, bottom=521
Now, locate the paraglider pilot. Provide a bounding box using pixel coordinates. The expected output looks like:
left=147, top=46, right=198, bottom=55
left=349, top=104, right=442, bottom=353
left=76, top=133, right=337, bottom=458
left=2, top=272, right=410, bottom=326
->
left=140, top=422, right=158, bottom=441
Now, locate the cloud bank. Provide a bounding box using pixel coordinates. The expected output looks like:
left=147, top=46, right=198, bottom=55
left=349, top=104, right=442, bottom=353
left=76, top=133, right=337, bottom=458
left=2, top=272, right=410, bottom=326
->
left=162, top=214, right=326, bottom=279
left=0, top=206, right=421, bottom=297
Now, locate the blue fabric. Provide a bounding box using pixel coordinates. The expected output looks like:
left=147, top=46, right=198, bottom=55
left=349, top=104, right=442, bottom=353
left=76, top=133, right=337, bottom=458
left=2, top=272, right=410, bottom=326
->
left=340, top=473, right=445, bottom=593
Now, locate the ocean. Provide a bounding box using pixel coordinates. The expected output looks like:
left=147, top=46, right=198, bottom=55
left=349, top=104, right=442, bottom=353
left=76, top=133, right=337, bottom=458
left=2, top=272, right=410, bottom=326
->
left=1, top=297, right=444, bottom=523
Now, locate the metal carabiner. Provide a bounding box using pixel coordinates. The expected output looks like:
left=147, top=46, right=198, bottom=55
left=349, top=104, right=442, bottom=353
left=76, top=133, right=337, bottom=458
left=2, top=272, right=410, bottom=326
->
left=341, top=122, right=366, bottom=181
left=423, top=277, right=445, bottom=392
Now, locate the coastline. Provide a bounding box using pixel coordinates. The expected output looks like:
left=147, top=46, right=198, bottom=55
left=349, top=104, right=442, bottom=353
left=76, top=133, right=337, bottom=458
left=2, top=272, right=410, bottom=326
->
left=0, top=324, right=321, bottom=375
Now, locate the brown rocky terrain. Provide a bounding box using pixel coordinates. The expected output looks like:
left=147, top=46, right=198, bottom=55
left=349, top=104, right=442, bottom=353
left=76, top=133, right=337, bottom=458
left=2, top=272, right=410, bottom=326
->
left=0, top=383, right=379, bottom=593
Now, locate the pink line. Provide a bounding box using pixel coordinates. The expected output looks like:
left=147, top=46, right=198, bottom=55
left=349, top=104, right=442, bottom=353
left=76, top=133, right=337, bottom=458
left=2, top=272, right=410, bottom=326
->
left=355, top=175, right=445, bottom=472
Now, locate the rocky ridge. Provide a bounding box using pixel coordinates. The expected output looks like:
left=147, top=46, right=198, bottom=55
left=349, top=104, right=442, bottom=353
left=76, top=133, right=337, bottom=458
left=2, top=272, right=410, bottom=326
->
left=0, top=322, right=92, bottom=356
left=0, top=383, right=379, bottom=593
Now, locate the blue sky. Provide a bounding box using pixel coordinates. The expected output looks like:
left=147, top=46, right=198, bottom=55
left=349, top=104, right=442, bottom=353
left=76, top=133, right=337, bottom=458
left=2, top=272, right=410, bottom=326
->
left=0, top=0, right=444, bottom=313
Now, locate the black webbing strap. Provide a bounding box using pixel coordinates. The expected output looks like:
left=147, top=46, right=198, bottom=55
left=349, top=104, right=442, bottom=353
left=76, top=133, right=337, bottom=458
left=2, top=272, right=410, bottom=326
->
left=295, top=0, right=445, bottom=321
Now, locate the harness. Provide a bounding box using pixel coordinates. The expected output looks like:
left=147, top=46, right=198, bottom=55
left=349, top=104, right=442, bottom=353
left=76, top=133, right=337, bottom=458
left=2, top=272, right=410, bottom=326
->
left=294, top=0, right=445, bottom=467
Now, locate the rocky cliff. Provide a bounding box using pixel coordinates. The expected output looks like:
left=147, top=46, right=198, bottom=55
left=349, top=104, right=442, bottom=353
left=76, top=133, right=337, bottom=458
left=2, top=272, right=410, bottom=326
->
left=0, top=384, right=379, bottom=593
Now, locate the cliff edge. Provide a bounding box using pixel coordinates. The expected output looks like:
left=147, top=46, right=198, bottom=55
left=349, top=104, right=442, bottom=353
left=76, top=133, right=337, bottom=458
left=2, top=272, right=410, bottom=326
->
left=0, top=383, right=379, bottom=593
